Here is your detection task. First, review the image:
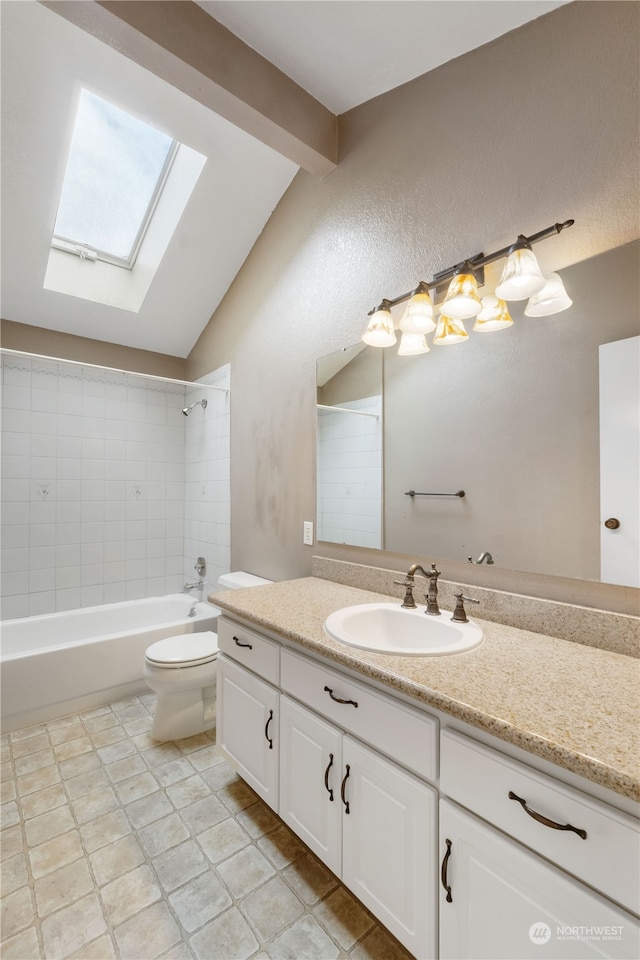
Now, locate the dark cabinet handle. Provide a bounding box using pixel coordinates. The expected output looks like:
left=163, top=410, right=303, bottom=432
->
left=441, top=838, right=453, bottom=902
left=264, top=709, right=274, bottom=750
left=508, top=791, right=587, bottom=839
left=234, top=636, right=252, bottom=650
left=324, top=753, right=334, bottom=801
left=324, top=685, right=358, bottom=708
left=340, top=764, right=351, bottom=814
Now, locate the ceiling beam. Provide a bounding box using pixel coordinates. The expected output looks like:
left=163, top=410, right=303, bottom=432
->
left=41, top=0, right=338, bottom=177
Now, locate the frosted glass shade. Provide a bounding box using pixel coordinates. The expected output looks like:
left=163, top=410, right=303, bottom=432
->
left=433, top=314, right=469, bottom=345
left=398, top=332, right=430, bottom=356
left=362, top=305, right=396, bottom=347
left=399, top=291, right=435, bottom=333
left=440, top=272, right=482, bottom=319
left=473, top=295, right=513, bottom=332
left=495, top=247, right=546, bottom=300
left=524, top=273, right=573, bottom=316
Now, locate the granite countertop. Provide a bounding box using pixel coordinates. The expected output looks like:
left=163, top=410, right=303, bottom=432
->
left=209, top=577, right=640, bottom=803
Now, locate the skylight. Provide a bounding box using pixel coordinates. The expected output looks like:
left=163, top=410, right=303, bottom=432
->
left=52, top=90, right=177, bottom=267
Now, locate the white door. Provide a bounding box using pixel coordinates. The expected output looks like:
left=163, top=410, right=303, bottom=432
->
left=599, top=336, right=640, bottom=587
left=439, top=800, right=640, bottom=960
left=279, top=695, right=342, bottom=875
left=216, top=655, right=279, bottom=808
left=342, top=736, right=437, bottom=960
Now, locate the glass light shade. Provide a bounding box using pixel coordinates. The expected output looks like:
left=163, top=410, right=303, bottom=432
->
left=473, top=295, right=513, bottom=332
left=433, top=313, right=469, bottom=345
left=524, top=273, right=573, bottom=316
left=399, top=291, right=435, bottom=333
left=362, top=305, right=396, bottom=347
left=397, top=331, right=430, bottom=356
left=440, top=272, right=482, bottom=319
left=495, top=246, right=546, bottom=300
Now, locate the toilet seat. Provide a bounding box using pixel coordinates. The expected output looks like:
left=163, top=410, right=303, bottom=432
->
left=145, top=631, right=219, bottom=668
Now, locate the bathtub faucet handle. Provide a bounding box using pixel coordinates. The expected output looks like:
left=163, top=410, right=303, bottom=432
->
left=194, top=557, right=206, bottom=577
left=184, top=580, right=204, bottom=593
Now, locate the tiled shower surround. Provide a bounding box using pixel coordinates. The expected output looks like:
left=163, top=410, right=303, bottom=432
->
left=0, top=694, right=412, bottom=960
left=0, top=354, right=230, bottom=619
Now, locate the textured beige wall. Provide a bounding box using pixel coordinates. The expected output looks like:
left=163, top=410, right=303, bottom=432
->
left=1, top=319, right=186, bottom=379
left=185, top=2, right=640, bottom=603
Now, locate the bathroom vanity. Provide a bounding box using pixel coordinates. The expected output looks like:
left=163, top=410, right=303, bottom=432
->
left=211, top=576, right=640, bottom=960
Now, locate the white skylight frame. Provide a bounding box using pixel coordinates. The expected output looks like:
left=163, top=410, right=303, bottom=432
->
left=51, top=89, right=180, bottom=270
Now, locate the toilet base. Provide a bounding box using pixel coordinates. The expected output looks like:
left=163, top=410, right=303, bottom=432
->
left=150, top=684, right=216, bottom=741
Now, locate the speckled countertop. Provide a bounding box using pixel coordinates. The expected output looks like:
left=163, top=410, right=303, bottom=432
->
left=209, top=577, right=640, bottom=803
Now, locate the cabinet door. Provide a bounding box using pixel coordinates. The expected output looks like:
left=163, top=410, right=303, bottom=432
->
left=279, top=695, right=342, bottom=875
left=342, top=736, right=437, bottom=960
left=439, top=799, right=640, bottom=960
left=216, top=654, right=278, bottom=809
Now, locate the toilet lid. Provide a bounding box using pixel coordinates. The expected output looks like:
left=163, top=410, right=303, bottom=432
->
left=146, top=631, right=219, bottom=667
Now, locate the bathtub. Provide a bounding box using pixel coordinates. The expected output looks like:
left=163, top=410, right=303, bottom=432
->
left=0, top=595, right=219, bottom=733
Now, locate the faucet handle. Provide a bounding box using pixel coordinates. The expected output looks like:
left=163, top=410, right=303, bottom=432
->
left=394, top=578, right=417, bottom=609
left=451, top=591, right=480, bottom=623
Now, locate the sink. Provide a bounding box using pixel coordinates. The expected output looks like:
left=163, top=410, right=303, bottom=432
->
left=323, top=603, right=484, bottom=656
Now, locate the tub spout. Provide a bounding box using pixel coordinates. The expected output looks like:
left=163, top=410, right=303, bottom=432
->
left=184, top=580, right=203, bottom=593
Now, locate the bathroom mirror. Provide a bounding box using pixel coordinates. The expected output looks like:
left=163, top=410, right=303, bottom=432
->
left=316, top=240, right=639, bottom=585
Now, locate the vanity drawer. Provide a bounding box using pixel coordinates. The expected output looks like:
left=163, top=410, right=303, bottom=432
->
left=217, top=617, right=280, bottom=685
left=440, top=729, right=639, bottom=914
left=281, top=648, right=437, bottom=782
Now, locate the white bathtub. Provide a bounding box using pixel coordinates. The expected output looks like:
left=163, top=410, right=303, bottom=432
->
left=0, top=595, right=219, bottom=733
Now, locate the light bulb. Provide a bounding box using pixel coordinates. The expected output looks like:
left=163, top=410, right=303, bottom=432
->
left=524, top=273, right=573, bottom=316
left=362, top=303, right=396, bottom=347
left=440, top=271, right=482, bottom=319
left=473, top=295, right=513, bottom=332
left=495, top=243, right=546, bottom=300
left=433, top=314, right=469, bottom=345
left=399, top=289, right=435, bottom=334
left=397, top=332, right=430, bottom=356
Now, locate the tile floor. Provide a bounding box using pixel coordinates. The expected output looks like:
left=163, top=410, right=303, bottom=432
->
left=0, top=693, right=414, bottom=960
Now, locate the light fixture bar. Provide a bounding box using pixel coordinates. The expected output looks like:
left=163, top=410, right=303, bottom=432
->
left=370, top=219, right=574, bottom=315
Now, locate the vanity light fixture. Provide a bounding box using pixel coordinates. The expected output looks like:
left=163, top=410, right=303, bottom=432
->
left=362, top=219, right=574, bottom=352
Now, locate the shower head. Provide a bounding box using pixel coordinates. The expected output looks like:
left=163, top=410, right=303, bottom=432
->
left=182, top=398, right=208, bottom=416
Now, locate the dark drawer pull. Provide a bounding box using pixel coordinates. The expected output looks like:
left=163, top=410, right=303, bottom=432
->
left=508, top=790, right=587, bottom=839
left=441, top=838, right=453, bottom=902
left=324, top=753, right=334, bottom=801
left=340, top=764, right=351, bottom=814
left=264, top=709, right=274, bottom=749
left=234, top=636, right=253, bottom=650
left=324, top=685, right=358, bottom=708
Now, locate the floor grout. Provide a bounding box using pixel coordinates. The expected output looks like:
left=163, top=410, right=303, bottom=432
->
left=1, top=694, right=413, bottom=960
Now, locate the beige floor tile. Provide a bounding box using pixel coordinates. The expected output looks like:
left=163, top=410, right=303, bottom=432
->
left=124, top=791, right=173, bottom=829
left=166, top=774, right=210, bottom=809
left=257, top=824, right=305, bottom=869
left=201, top=759, right=238, bottom=792
left=10, top=733, right=49, bottom=759
left=100, top=863, right=162, bottom=926
left=1, top=800, right=20, bottom=828
left=1, top=779, right=16, bottom=804
left=217, top=845, right=276, bottom=900
left=350, top=924, right=414, bottom=960
left=49, top=722, right=86, bottom=746
left=268, top=913, right=340, bottom=960
left=314, top=887, right=376, bottom=950
left=24, top=805, right=75, bottom=847
left=218, top=778, right=259, bottom=814
left=13, top=749, right=54, bottom=778
left=29, top=829, right=84, bottom=879
left=0, top=884, right=35, bottom=940
left=72, top=786, right=118, bottom=824
left=96, top=738, right=136, bottom=764
left=68, top=932, right=116, bottom=959
left=40, top=893, right=106, bottom=960
left=114, top=901, right=181, bottom=960
left=65, top=767, right=109, bottom=799
left=16, top=764, right=60, bottom=797
left=190, top=905, right=259, bottom=960
left=34, top=857, right=94, bottom=918
left=58, top=751, right=100, bottom=780
left=123, top=715, right=154, bottom=737
left=1, top=851, right=28, bottom=896
left=138, top=813, right=189, bottom=857
left=236, top=799, right=279, bottom=837
left=242, top=875, right=305, bottom=942
left=104, top=753, right=146, bottom=783
left=19, top=783, right=67, bottom=820
left=0, top=924, right=41, bottom=959
left=158, top=942, right=193, bottom=960
left=90, top=834, right=145, bottom=885
left=53, top=736, right=93, bottom=762
left=114, top=770, right=158, bottom=804
left=90, top=726, right=127, bottom=749
left=83, top=714, right=120, bottom=734
left=113, top=703, right=149, bottom=723
left=180, top=794, right=228, bottom=835
left=46, top=715, right=79, bottom=732
left=152, top=840, right=207, bottom=893
left=153, top=757, right=195, bottom=788
left=174, top=732, right=215, bottom=754
left=10, top=726, right=45, bottom=743
left=282, top=854, right=339, bottom=907
left=197, top=817, right=251, bottom=864
left=168, top=870, right=232, bottom=933
left=1, top=824, right=24, bottom=860
left=188, top=745, right=223, bottom=771
left=143, top=743, right=181, bottom=768
left=80, top=809, right=131, bottom=853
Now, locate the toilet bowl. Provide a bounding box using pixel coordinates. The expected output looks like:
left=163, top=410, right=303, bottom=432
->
left=144, top=571, right=272, bottom=741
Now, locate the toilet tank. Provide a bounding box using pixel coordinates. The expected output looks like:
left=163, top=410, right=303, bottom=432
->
left=217, top=571, right=273, bottom=590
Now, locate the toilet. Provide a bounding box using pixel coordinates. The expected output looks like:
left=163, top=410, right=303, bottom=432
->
left=143, top=571, right=272, bottom=741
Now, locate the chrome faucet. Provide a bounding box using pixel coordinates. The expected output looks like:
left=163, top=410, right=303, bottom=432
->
left=395, top=562, right=441, bottom=615
left=184, top=580, right=203, bottom=593
left=468, top=551, right=494, bottom=565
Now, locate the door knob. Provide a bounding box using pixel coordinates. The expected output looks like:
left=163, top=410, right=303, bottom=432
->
left=604, top=518, right=621, bottom=530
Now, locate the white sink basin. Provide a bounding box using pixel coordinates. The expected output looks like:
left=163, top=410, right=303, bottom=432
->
left=324, top=603, right=484, bottom=657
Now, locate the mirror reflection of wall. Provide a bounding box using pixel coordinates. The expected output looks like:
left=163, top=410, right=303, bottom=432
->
left=315, top=240, right=639, bottom=584
left=316, top=346, right=383, bottom=548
